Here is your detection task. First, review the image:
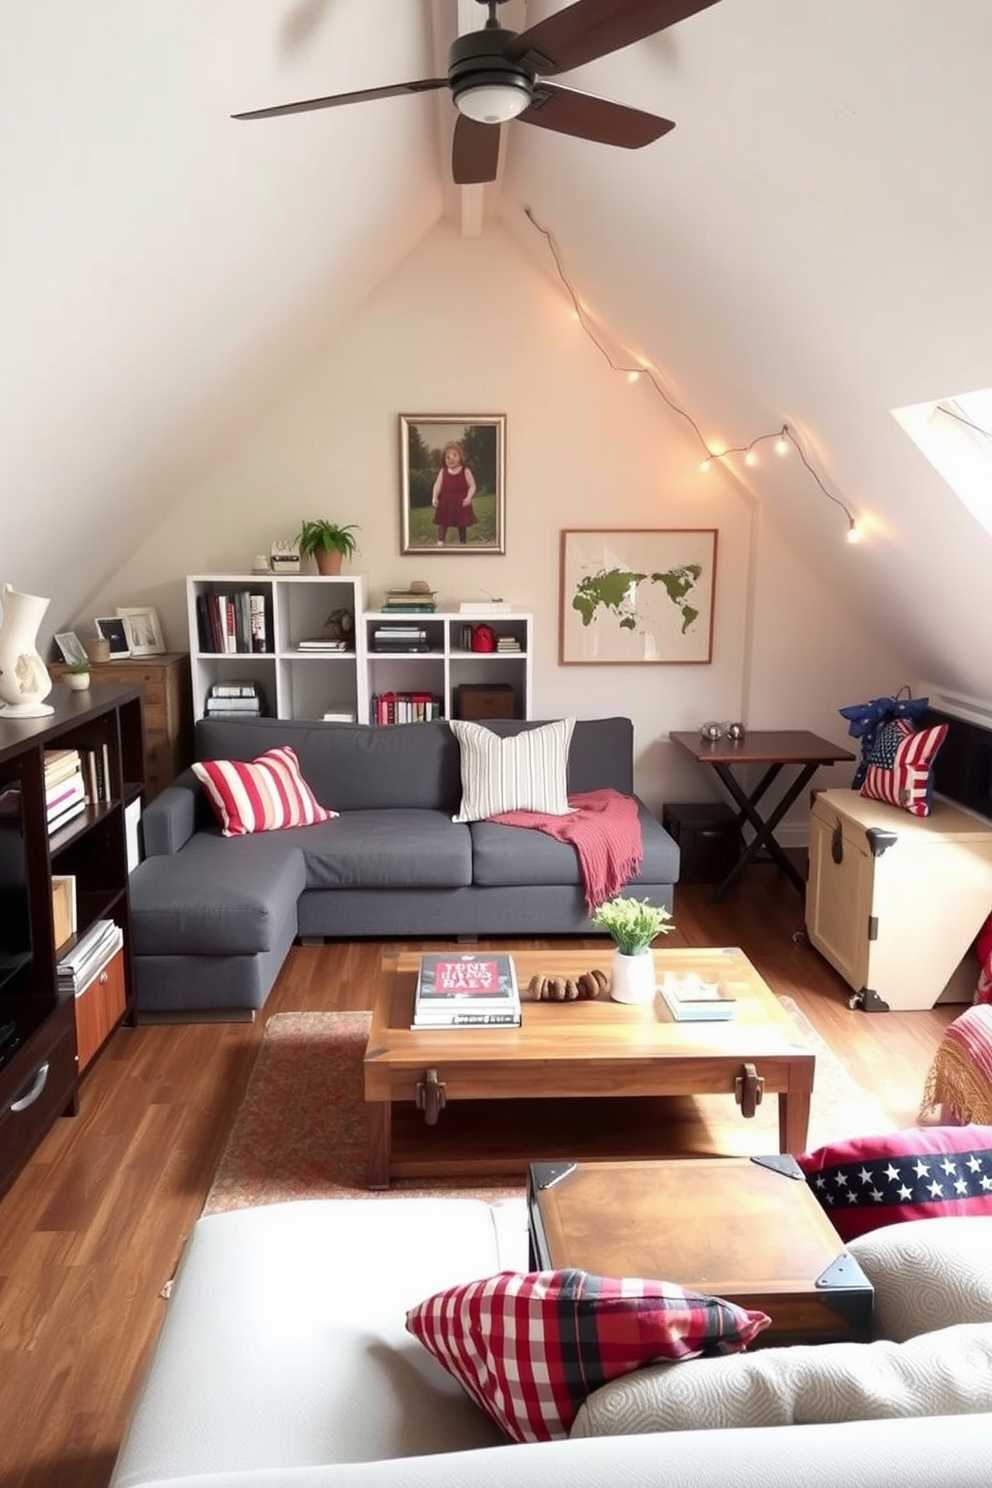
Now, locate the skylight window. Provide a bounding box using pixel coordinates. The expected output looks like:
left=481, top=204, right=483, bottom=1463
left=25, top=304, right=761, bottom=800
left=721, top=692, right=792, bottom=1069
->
left=892, top=386, right=992, bottom=537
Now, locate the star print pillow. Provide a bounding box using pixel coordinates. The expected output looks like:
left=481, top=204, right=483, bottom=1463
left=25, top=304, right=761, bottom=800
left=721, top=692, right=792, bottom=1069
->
left=796, top=1126, right=992, bottom=1241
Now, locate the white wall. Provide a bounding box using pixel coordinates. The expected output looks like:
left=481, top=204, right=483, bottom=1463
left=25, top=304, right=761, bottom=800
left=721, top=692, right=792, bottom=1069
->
left=100, top=221, right=908, bottom=817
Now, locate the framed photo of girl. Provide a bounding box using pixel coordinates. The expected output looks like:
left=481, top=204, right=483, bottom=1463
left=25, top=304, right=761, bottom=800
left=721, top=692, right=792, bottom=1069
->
left=399, top=414, right=506, bottom=554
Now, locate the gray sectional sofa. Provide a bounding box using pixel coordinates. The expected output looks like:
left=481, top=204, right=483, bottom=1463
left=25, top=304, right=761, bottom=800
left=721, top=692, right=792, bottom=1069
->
left=128, top=715, right=680, bottom=1019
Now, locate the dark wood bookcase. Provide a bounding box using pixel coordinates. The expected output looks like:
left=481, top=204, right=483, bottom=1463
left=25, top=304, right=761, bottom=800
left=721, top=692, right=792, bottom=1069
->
left=0, top=682, right=143, bottom=1202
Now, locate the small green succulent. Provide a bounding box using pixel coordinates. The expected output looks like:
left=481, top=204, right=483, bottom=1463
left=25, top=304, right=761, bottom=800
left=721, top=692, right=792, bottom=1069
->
left=590, top=895, right=674, bottom=955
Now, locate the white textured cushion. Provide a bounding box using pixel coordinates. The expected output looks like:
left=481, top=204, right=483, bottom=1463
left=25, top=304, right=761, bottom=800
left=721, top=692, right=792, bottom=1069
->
left=570, top=1322, right=992, bottom=1437
left=449, top=718, right=575, bottom=822
left=848, top=1215, right=992, bottom=1342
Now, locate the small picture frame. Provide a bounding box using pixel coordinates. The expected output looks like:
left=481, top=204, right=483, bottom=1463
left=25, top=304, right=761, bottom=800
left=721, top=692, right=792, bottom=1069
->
left=399, top=414, right=506, bottom=554
left=54, top=631, right=87, bottom=666
left=94, top=616, right=131, bottom=659
left=116, top=606, right=165, bottom=657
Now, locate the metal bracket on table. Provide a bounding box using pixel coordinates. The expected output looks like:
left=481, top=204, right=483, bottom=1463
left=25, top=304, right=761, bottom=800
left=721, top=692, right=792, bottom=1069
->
left=416, top=1068, right=447, bottom=1125
left=734, top=1062, right=765, bottom=1118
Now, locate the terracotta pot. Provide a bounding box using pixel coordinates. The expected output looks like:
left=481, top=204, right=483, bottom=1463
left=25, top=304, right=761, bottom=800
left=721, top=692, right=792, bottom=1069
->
left=314, top=547, right=343, bottom=576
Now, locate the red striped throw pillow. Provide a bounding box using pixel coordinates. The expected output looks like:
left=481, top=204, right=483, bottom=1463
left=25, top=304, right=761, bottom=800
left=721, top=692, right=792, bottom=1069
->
left=860, top=718, right=948, bottom=817
left=192, top=747, right=334, bottom=836
left=406, top=1268, right=770, bottom=1443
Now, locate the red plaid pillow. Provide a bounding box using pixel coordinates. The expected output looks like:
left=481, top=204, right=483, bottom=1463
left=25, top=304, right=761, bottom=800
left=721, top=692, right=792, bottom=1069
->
left=797, top=1126, right=992, bottom=1241
left=860, top=719, right=948, bottom=817
left=191, top=747, right=334, bottom=837
left=405, top=1268, right=770, bottom=1443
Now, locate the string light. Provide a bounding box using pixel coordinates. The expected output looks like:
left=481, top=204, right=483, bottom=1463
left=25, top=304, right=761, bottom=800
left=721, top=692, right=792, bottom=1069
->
left=524, top=205, right=862, bottom=544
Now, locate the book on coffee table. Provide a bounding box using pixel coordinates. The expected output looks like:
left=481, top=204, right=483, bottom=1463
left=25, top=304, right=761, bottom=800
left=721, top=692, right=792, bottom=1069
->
left=659, top=972, right=735, bottom=1021
left=413, top=952, right=521, bottom=1028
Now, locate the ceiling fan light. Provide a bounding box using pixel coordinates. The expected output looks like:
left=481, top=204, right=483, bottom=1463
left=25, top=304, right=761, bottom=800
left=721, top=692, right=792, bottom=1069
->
left=455, top=82, right=530, bottom=125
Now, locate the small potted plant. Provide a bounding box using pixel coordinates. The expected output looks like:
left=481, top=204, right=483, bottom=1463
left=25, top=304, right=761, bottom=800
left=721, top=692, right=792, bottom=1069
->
left=297, top=519, right=360, bottom=576
left=590, top=894, right=674, bottom=1004
left=64, top=657, right=92, bottom=692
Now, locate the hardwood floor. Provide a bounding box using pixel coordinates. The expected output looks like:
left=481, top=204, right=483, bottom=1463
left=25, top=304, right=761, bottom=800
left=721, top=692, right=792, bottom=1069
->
left=0, top=864, right=963, bottom=1488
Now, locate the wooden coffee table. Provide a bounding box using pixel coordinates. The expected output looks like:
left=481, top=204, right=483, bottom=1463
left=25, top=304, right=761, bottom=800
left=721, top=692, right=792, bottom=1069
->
left=364, top=947, right=815, bottom=1188
left=527, top=1156, right=872, bottom=1346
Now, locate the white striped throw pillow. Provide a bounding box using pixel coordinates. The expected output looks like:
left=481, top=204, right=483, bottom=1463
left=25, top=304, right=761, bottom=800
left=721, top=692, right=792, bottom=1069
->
left=449, top=719, right=575, bottom=823
left=192, top=746, right=335, bottom=836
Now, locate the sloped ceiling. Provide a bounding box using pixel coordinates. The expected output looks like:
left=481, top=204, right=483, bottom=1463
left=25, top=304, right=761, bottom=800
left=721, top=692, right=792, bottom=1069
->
left=3, top=0, right=992, bottom=700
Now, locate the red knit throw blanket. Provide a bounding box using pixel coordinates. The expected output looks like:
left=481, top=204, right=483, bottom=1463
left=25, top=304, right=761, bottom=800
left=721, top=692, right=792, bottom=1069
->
left=487, top=788, right=644, bottom=912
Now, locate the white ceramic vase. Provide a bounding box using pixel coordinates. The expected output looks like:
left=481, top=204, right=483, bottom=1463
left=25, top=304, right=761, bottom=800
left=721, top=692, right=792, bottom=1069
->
left=0, top=583, right=55, bottom=717
left=609, top=948, right=657, bottom=1005
left=65, top=671, right=91, bottom=692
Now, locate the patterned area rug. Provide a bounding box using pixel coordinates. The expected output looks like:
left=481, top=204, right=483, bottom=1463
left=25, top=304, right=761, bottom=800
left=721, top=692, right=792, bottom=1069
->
left=203, top=999, right=895, bottom=1215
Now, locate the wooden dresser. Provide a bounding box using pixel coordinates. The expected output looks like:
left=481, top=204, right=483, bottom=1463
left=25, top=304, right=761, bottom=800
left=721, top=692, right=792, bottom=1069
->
left=50, top=653, right=192, bottom=799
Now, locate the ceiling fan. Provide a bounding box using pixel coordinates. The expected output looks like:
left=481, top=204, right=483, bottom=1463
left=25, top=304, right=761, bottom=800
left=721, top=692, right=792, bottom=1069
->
left=233, top=0, right=720, bottom=185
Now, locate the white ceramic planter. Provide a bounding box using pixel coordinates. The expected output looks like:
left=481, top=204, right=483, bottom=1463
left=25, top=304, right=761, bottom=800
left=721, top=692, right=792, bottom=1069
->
left=609, top=948, right=657, bottom=1005
left=65, top=671, right=91, bottom=692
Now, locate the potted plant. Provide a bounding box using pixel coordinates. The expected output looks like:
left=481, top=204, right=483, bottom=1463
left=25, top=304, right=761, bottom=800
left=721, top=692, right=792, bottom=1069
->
left=64, top=657, right=92, bottom=692
left=590, top=894, right=674, bottom=1004
left=297, top=519, right=360, bottom=576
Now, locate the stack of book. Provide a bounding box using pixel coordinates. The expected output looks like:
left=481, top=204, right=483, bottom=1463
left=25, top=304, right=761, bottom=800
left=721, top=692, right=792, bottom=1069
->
left=659, top=972, right=736, bottom=1021
left=412, top=951, right=521, bottom=1028
left=203, top=681, right=267, bottom=717
left=380, top=587, right=437, bottom=613
left=44, top=748, right=87, bottom=834
left=296, top=638, right=351, bottom=652
left=56, top=918, right=123, bottom=997
left=496, top=636, right=520, bottom=652
left=371, top=624, right=430, bottom=653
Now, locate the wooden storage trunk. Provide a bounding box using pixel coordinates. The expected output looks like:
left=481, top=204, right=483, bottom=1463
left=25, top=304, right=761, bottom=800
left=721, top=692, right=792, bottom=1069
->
left=806, top=788, right=992, bottom=1011
left=528, top=1156, right=872, bottom=1347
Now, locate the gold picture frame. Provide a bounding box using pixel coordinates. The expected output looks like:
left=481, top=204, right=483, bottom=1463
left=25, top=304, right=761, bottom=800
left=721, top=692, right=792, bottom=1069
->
left=399, top=414, right=506, bottom=554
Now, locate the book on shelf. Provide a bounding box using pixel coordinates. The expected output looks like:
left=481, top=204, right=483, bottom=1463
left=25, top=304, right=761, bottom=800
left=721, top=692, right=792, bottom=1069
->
left=296, top=638, right=350, bottom=651
left=659, top=973, right=736, bottom=1022
left=45, top=770, right=85, bottom=813
left=57, top=919, right=123, bottom=996
left=322, top=710, right=357, bottom=722
left=370, top=692, right=441, bottom=725
left=413, top=952, right=521, bottom=1028
left=204, top=698, right=263, bottom=715
left=381, top=600, right=437, bottom=613
left=458, top=600, right=512, bottom=614
left=196, top=591, right=269, bottom=655
left=209, top=681, right=263, bottom=698
left=47, top=797, right=87, bottom=835
left=43, top=747, right=82, bottom=790
left=51, top=875, right=77, bottom=951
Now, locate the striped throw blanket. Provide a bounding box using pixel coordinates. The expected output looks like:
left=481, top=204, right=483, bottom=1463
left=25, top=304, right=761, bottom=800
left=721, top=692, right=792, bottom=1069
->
left=487, top=788, right=643, bottom=912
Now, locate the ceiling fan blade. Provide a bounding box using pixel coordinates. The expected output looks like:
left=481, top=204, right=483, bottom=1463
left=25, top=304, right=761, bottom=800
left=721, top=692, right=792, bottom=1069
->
left=232, top=77, right=447, bottom=121
left=452, top=115, right=502, bottom=185
left=519, top=82, right=674, bottom=149
left=508, top=0, right=720, bottom=76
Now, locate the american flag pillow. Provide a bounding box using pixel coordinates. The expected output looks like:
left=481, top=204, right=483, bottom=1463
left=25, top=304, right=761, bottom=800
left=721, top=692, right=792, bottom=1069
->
left=192, top=746, right=335, bottom=836
left=859, top=718, right=948, bottom=817
left=406, top=1268, right=769, bottom=1443
left=797, top=1125, right=992, bottom=1242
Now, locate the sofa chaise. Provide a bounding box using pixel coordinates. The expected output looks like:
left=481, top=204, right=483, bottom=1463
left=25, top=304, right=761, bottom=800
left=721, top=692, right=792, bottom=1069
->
left=108, top=1197, right=992, bottom=1488
left=128, top=715, right=680, bottom=1020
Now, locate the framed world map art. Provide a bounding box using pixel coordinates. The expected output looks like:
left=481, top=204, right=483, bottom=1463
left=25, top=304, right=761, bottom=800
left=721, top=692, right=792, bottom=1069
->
left=559, top=529, right=717, bottom=665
